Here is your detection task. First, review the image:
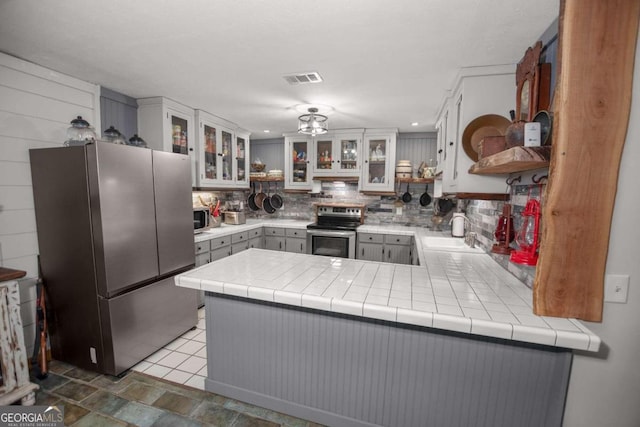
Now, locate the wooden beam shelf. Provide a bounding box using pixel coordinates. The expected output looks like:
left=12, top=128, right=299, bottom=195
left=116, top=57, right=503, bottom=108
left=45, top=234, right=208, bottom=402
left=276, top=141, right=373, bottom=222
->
left=249, top=177, right=284, bottom=182
left=395, top=177, right=435, bottom=184
left=468, top=146, right=551, bottom=175
left=311, top=176, right=359, bottom=182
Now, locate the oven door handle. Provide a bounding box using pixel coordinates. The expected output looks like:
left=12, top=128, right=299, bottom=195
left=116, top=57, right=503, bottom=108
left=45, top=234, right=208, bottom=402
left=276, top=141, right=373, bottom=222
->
left=306, top=229, right=356, bottom=238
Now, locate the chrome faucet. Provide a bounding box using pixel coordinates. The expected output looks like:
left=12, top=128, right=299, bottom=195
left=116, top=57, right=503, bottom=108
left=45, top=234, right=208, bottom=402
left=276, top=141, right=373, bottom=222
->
left=465, top=231, right=477, bottom=248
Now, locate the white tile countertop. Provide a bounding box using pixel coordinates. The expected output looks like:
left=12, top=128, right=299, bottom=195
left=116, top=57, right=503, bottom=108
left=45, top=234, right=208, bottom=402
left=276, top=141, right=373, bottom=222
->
left=194, top=219, right=311, bottom=243
left=183, top=220, right=600, bottom=352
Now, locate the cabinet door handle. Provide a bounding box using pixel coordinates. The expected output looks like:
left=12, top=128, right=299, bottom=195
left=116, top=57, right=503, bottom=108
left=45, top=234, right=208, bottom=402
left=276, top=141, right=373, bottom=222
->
left=279, top=241, right=282, bottom=249
left=388, top=250, right=391, bottom=259
left=438, top=149, right=443, bottom=154
left=300, top=243, right=303, bottom=251
left=362, top=248, right=364, bottom=256
left=449, top=141, right=454, bottom=146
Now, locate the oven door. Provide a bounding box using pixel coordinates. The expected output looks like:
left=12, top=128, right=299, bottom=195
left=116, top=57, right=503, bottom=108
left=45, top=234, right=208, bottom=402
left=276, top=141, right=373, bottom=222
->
left=306, top=229, right=356, bottom=259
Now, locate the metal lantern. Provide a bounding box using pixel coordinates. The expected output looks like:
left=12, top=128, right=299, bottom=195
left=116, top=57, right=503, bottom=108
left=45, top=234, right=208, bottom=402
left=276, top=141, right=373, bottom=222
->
left=492, top=203, right=515, bottom=255
left=510, top=197, right=541, bottom=266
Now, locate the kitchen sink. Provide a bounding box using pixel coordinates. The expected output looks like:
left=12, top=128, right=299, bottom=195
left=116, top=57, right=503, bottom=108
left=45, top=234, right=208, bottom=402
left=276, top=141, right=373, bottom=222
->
left=420, top=236, right=484, bottom=253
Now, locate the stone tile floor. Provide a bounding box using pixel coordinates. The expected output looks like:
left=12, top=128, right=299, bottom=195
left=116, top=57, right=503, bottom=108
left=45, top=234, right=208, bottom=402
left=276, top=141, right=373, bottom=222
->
left=31, top=359, right=323, bottom=426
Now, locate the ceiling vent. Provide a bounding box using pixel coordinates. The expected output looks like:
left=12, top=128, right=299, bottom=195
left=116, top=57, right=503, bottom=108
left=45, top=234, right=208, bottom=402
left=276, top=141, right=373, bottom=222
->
left=283, top=72, right=323, bottom=85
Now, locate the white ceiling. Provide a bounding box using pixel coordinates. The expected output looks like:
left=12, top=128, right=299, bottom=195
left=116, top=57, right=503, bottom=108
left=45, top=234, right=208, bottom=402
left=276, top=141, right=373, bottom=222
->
left=0, top=0, right=559, bottom=139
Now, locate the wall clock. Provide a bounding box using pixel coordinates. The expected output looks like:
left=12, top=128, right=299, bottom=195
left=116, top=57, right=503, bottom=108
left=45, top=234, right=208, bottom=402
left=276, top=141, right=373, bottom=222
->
left=516, top=41, right=551, bottom=122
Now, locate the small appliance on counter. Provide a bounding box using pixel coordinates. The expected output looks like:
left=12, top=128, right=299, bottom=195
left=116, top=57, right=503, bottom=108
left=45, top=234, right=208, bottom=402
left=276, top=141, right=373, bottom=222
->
left=224, top=211, right=246, bottom=225
left=450, top=212, right=469, bottom=237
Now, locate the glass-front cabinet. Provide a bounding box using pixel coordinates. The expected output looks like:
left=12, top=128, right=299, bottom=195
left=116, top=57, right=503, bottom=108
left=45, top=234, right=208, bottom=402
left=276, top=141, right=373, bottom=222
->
left=284, top=134, right=312, bottom=190
left=360, top=130, right=397, bottom=192
left=312, top=131, right=362, bottom=176
left=195, top=110, right=250, bottom=188
left=235, top=131, right=249, bottom=185
left=137, top=97, right=197, bottom=186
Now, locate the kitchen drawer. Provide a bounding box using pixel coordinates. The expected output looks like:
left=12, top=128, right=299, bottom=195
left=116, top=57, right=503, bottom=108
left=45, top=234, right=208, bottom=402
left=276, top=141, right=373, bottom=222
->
left=231, top=231, right=249, bottom=243
left=210, top=246, right=231, bottom=261
left=210, top=236, right=231, bottom=249
left=358, top=233, right=384, bottom=244
left=285, top=228, right=305, bottom=238
left=385, top=234, right=412, bottom=246
left=195, top=252, right=210, bottom=266
left=231, top=241, right=249, bottom=254
left=249, top=227, right=263, bottom=239
left=264, top=227, right=285, bottom=237
left=194, top=241, right=210, bottom=255
left=249, top=236, right=263, bottom=249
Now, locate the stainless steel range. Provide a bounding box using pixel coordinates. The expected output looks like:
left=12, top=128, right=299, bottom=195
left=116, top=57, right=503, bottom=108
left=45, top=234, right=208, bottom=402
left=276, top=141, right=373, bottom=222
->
left=307, top=204, right=364, bottom=258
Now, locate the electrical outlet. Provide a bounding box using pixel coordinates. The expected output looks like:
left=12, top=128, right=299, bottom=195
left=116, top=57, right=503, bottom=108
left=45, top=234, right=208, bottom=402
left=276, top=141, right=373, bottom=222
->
left=604, top=274, right=630, bottom=303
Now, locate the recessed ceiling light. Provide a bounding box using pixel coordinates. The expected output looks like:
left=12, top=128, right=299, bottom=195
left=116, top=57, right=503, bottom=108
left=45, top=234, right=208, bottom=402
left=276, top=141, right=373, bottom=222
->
left=263, top=130, right=270, bottom=133
left=411, top=122, right=419, bottom=126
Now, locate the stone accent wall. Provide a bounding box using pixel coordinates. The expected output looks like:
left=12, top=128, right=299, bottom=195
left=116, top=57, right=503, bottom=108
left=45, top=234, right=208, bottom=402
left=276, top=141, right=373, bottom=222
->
left=193, top=181, right=549, bottom=288
left=465, top=183, right=546, bottom=288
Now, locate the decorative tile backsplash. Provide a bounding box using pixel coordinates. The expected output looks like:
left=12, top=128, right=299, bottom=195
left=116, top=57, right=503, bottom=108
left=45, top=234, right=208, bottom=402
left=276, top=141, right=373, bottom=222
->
left=193, top=181, right=547, bottom=288
left=465, top=183, right=546, bottom=288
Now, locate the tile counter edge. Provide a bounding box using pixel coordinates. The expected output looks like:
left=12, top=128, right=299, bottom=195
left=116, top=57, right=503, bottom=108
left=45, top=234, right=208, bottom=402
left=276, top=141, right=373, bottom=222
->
left=177, top=248, right=601, bottom=352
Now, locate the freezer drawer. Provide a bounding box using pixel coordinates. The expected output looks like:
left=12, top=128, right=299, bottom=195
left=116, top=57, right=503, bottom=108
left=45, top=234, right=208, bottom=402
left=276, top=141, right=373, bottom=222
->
left=98, top=276, right=198, bottom=376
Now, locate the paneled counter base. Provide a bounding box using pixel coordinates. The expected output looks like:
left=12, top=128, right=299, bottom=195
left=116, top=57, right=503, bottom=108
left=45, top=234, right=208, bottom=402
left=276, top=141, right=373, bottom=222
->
left=204, top=293, right=570, bottom=427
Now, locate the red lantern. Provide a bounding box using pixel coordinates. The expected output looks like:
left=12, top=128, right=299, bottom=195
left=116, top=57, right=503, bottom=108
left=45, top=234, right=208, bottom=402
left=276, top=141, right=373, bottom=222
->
left=510, top=196, right=541, bottom=266
left=492, top=203, right=515, bottom=255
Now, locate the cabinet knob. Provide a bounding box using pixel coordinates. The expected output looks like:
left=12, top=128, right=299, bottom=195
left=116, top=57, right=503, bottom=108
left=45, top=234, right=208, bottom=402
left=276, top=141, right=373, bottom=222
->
left=189, top=147, right=193, bottom=151
left=365, top=160, right=368, bottom=163
left=438, top=149, right=443, bottom=154
left=449, top=141, right=454, bottom=146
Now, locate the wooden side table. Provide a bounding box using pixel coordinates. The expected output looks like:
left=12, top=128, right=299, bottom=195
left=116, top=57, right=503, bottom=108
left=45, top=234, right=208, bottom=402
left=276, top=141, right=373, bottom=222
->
left=0, top=267, right=38, bottom=405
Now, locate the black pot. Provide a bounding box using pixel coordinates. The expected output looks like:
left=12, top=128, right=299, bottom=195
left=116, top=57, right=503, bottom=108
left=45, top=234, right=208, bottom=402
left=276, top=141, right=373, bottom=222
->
left=271, top=182, right=283, bottom=209
left=437, top=198, right=454, bottom=214
left=419, top=185, right=432, bottom=207
left=401, top=183, right=412, bottom=203
left=248, top=182, right=259, bottom=211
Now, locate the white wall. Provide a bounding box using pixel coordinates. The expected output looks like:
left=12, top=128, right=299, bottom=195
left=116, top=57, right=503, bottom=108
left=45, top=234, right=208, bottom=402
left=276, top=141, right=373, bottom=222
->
left=563, top=33, right=640, bottom=427
left=0, top=52, right=100, bottom=355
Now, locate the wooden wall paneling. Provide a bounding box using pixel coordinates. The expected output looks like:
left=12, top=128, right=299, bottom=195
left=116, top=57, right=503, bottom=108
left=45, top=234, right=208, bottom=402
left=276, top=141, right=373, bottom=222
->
left=0, top=52, right=100, bottom=355
left=250, top=137, right=285, bottom=171
left=396, top=132, right=437, bottom=167
left=533, top=0, right=640, bottom=321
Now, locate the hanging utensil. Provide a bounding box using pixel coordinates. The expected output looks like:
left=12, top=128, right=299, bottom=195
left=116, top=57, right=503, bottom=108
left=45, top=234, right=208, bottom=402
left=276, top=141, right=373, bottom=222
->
left=255, top=182, right=267, bottom=208
left=419, top=184, right=432, bottom=207
left=263, top=181, right=276, bottom=214
left=402, top=182, right=412, bottom=203
left=271, top=181, right=283, bottom=209
left=248, top=182, right=259, bottom=211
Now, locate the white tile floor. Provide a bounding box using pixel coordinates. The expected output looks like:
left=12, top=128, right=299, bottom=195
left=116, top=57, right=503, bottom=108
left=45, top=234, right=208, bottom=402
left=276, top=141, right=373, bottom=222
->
left=130, top=307, right=208, bottom=390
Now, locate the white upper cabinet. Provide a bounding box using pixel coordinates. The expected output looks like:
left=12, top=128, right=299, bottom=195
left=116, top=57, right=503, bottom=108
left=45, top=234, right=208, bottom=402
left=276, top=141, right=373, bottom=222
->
left=439, top=65, right=516, bottom=194
left=360, top=129, right=397, bottom=192
left=311, top=130, right=363, bottom=176
left=284, top=134, right=313, bottom=190
left=194, top=110, right=250, bottom=189
left=137, top=97, right=196, bottom=186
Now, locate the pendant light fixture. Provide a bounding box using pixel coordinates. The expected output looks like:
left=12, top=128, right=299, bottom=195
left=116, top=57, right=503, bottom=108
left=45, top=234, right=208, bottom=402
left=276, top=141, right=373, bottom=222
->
left=298, top=107, right=328, bottom=136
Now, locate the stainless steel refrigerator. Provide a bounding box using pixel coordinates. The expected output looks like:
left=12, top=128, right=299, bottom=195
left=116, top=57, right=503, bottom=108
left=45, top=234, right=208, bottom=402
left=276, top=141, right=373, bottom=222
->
left=30, top=142, right=198, bottom=376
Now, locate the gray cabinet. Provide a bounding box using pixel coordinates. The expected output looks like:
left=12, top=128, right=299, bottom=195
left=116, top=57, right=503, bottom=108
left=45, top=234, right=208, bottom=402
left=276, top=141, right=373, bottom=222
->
left=384, top=234, right=413, bottom=265
left=357, top=233, right=384, bottom=262
left=264, top=227, right=285, bottom=252
left=248, top=227, right=264, bottom=249
left=195, top=241, right=211, bottom=266
left=285, top=228, right=306, bottom=254
left=210, top=236, right=231, bottom=261
left=357, top=232, right=413, bottom=265
left=231, top=231, right=249, bottom=254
